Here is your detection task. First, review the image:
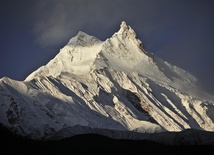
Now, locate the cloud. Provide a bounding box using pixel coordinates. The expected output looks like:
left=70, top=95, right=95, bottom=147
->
left=31, top=0, right=115, bottom=46
left=27, top=0, right=214, bottom=93
left=30, top=0, right=159, bottom=46
left=31, top=0, right=75, bottom=46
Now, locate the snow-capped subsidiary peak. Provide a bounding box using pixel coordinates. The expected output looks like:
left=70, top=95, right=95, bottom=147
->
left=0, top=21, right=214, bottom=141
left=25, top=21, right=144, bottom=81
left=25, top=31, right=104, bottom=81
left=67, top=31, right=101, bottom=46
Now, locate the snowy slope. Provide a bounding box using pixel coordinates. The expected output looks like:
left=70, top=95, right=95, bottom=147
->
left=0, top=21, right=214, bottom=139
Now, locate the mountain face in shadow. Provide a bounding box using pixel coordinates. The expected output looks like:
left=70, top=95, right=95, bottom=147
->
left=0, top=21, right=214, bottom=146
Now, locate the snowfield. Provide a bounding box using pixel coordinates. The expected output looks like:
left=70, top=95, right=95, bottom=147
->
left=0, top=21, right=213, bottom=141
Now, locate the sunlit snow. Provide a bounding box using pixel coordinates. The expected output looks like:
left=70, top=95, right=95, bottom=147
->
left=0, top=21, right=213, bottom=140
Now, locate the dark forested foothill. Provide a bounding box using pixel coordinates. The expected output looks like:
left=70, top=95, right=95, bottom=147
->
left=0, top=124, right=213, bottom=155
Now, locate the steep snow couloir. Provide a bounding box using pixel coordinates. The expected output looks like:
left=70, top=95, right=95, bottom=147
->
left=0, top=21, right=213, bottom=139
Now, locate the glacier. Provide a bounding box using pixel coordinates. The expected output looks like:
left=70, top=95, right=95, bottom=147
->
left=0, top=21, right=213, bottom=141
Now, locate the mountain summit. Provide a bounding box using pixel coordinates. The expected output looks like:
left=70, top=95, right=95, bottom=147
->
left=0, top=21, right=213, bottom=141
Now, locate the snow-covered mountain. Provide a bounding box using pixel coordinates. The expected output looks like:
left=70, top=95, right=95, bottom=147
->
left=0, top=21, right=213, bottom=141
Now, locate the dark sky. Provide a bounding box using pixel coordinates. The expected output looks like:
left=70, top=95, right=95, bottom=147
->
left=0, top=0, right=214, bottom=93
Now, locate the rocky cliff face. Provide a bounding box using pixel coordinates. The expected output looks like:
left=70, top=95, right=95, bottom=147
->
left=0, top=21, right=213, bottom=140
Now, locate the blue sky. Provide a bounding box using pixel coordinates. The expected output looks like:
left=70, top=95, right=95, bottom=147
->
left=0, top=0, right=214, bottom=93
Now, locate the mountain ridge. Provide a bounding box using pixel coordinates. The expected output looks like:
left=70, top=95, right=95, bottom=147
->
left=0, top=21, right=213, bottom=141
